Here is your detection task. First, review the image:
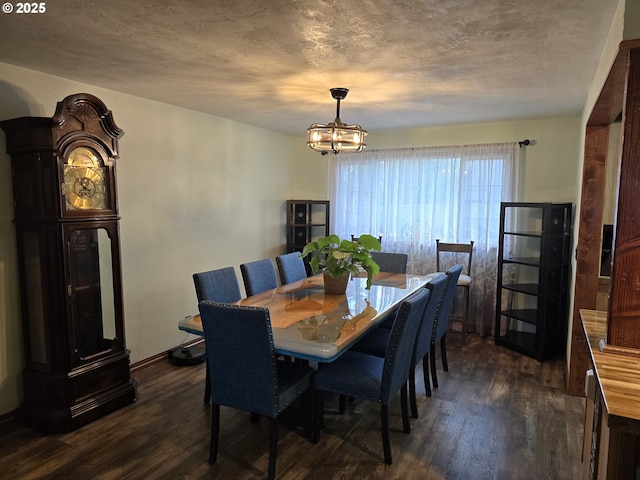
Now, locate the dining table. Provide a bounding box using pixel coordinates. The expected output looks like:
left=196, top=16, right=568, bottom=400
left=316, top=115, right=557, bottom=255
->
left=179, top=271, right=435, bottom=363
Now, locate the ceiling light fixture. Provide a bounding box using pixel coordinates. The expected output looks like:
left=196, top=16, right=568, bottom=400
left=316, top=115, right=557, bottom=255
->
left=307, top=88, right=367, bottom=155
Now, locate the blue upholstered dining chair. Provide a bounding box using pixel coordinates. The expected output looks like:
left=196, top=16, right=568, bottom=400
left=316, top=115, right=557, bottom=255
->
left=371, top=251, right=409, bottom=274
left=430, top=264, right=463, bottom=389
left=198, top=301, right=314, bottom=480
left=193, top=266, right=242, bottom=304
left=275, top=252, right=308, bottom=285
left=372, top=252, right=409, bottom=330
left=350, top=273, right=449, bottom=418
left=311, top=288, right=431, bottom=465
left=193, top=266, right=243, bottom=403
left=408, top=273, right=448, bottom=414
left=240, top=258, right=279, bottom=296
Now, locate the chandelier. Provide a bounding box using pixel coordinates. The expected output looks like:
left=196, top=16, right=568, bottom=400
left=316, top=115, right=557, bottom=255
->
left=307, top=88, right=367, bottom=155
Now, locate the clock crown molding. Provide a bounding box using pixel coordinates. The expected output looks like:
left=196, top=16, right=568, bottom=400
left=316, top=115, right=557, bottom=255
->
left=52, top=93, right=124, bottom=159
left=0, top=93, right=124, bottom=160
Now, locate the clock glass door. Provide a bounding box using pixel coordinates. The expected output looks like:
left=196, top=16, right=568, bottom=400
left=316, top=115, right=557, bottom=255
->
left=67, top=226, right=118, bottom=363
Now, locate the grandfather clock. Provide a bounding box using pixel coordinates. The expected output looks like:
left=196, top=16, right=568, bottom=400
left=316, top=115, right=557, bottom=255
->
left=1, top=93, right=136, bottom=433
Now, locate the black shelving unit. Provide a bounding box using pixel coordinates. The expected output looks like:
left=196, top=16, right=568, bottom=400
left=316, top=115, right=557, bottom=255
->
left=285, top=200, right=330, bottom=253
left=494, top=202, right=572, bottom=360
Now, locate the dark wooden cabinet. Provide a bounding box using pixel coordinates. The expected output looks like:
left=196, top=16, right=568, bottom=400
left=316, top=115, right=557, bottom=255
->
left=285, top=200, right=330, bottom=252
left=495, top=202, right=572, bottom=360
left=0, top=93, right=135, bottom=433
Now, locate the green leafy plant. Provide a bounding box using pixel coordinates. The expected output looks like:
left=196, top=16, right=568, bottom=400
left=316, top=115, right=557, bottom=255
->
left=300, top=234, right=382, bottom=289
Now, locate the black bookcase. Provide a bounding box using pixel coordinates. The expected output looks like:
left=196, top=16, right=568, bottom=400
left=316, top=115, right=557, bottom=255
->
left=285, top=200, right=330, bottom=253
left=494, top=202, right=572, bottom=360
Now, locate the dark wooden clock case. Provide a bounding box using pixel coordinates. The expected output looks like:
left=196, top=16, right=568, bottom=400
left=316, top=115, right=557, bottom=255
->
left=1, top=93, right=136, bottom=433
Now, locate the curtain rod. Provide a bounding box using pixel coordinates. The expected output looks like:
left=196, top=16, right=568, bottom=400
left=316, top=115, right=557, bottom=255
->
left=363, top=141, right=528, bottom=154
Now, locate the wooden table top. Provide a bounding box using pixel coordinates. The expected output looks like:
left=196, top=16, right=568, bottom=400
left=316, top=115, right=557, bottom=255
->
left=580, top=309, right=640, bottom=434
left=180, top=272, right=435, bottom=362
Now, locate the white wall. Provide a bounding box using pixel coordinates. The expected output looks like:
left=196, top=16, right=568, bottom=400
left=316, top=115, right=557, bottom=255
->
left=0, top=63, right=297, bottom=415
left=624, top=0, right=640, bottom=40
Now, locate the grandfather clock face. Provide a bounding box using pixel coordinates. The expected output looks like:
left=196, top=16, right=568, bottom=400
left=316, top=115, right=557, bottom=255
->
left=63, top=146, right=109, bottom=211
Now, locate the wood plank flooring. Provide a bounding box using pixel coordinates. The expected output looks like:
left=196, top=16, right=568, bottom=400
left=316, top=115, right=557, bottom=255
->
left=0, top=334, right=585, bottom=480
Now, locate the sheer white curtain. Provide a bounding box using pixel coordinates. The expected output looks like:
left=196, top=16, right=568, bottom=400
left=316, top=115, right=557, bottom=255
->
left=328, top=142, right=518, bottom=335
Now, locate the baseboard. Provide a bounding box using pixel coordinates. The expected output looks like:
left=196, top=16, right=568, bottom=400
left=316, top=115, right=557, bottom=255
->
left=0, top=409, right=16, bottom=424
left=131, top=338, right=205, bottom=372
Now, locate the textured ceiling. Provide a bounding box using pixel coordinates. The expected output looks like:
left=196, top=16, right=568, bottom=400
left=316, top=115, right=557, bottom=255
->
left=0, top=0, right=619, bottom=135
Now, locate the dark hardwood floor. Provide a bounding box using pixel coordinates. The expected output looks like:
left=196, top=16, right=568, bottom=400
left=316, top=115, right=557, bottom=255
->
left=0, top=334, right=585, bottom=480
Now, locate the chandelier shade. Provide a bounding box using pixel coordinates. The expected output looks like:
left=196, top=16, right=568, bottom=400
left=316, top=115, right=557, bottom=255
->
left=307, top=88, right=367, bottom=155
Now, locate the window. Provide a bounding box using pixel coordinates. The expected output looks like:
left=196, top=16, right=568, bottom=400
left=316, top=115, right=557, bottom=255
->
left=328, top=142, right=518, bottom=334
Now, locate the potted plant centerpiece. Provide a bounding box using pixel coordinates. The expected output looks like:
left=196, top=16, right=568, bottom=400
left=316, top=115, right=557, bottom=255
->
left=300, top=234, right=382, bottom=294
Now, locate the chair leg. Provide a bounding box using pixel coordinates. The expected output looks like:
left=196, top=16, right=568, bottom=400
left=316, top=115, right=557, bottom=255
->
left=381, top=404, right=392, bottom=464
left=423, top=354, right=432, bottom=397
left=430, top=347, right=438, bottom=388
left=268, top=418, right=278, bottom=480
left=312, top=390, right=324, bottom=443
left=401, top=384, right=411, bottom=433
left=441, top=334, right=448, bottom=371
left=301, top=388, right=313, bottom=439
left=209, top=404, right=220, bottom=464
left=463, top=285, right=470, bottom=343
left=203, top=359, right=211, bottom=404
left=409, top=367, right=418, bottom=419
left=339, top=394, right=347, bottom=414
